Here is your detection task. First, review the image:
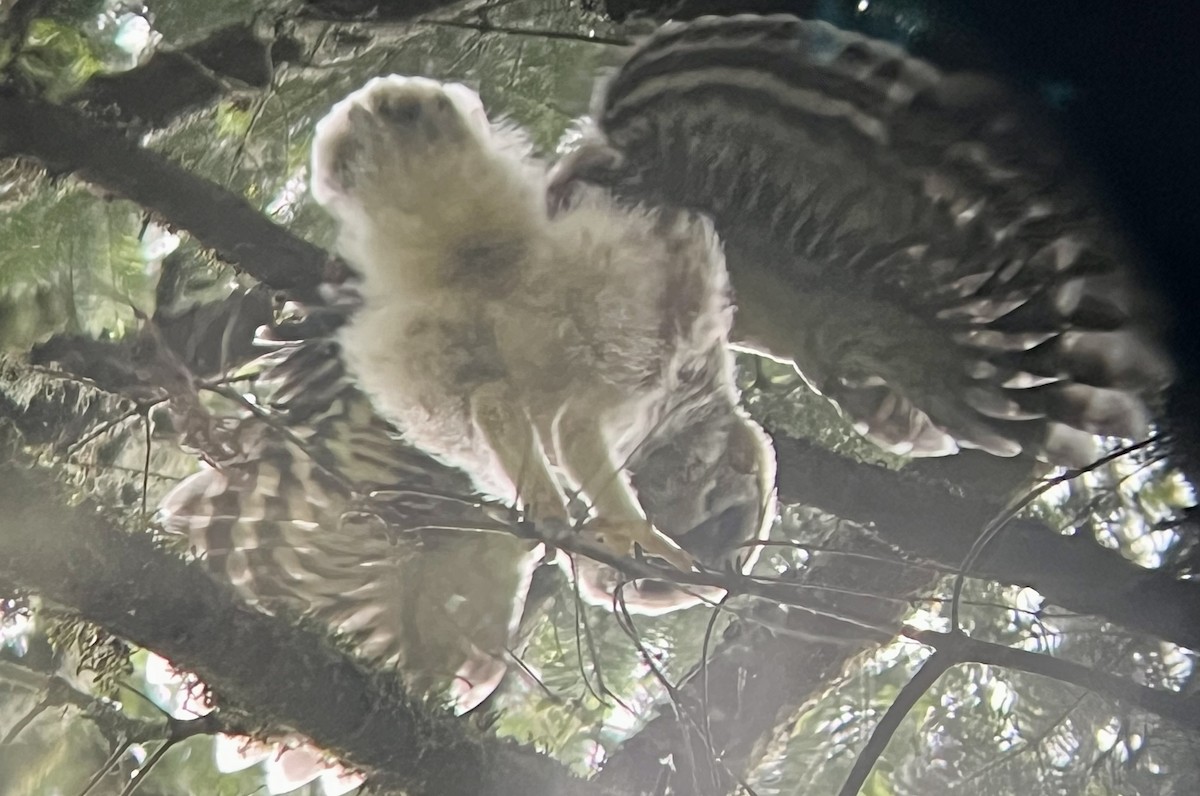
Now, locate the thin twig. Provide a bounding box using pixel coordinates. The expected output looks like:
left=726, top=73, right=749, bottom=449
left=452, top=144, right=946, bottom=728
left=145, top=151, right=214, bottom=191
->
left=904, top=626, right=1200, bottom=733
left=417, top=17, right=630, bottom=47
left=836, top=648, right=956, bottom=796
left=118, top=738, right=175, bottom=796
left=950, top=438, right=1158, bottom=631
left=78, top=739, right=134, bottom=796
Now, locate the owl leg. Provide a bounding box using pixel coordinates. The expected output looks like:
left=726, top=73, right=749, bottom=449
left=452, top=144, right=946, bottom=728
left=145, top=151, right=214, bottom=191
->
left=554, top=406, right=695, bottom=571
left=470, top=381, right=572, bottom=531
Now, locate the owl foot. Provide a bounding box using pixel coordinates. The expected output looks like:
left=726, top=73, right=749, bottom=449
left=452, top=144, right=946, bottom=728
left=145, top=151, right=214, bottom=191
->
left=520, top=500, right=573, bottom=539
left=578, top=517, right=696, bottom=571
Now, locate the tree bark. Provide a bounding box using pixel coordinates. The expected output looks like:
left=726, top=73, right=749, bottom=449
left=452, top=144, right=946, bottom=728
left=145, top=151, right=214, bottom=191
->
left=774, top=435, right=1200, bottom=652
left=0, top=457, right=593, bottom=796
left=0, top=94, right=329, bottom=298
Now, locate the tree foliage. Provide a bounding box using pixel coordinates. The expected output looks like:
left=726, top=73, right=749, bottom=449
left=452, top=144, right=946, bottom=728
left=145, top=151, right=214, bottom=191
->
left=0, top=1, right=1197, bottom=795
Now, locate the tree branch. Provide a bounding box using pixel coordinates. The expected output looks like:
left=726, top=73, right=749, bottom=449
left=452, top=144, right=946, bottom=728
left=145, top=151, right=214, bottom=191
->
left=0, top=657, right=235, bottom=754
left=773, top=435, right=1200, bottom=651
left=298, top=0, right=482, bottom=23
left=73, top=24, right=272, bottom=129
left=0, top=459, right=592, bottom=796
left=0, top=93, right=328, bottom=298
left=905, top=627, right=1200, bottom=733
left=417, top=17, right=630, bottom=47
left=597, top=527, right=933, bottom=793
left=836, top=648, right=956, bottom=796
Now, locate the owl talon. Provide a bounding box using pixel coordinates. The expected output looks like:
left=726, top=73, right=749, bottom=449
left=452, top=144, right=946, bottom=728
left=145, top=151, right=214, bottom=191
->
left=528, top=515, right=573, bottom=543
left=580, top=518, right=695, bottom=572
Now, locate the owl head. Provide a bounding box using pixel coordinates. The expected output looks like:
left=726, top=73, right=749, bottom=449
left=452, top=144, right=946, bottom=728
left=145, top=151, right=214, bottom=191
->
left=573, top=408, right=778, bottom=615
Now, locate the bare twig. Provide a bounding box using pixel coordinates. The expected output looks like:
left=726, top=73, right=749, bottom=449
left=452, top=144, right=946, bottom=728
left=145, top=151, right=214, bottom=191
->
left=904, top=627, right=1200, bottom=733
left=836, top=648, right=956, bottom=796
left=417, top=17, right=630, bottom=46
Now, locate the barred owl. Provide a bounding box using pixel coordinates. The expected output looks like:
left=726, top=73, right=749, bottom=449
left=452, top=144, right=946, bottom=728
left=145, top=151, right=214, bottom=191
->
left=157, top=318, right=773, bottom=789
left=552, top=14, right=1173, bottom=465
left=157, top=74, right=780, bottom=755
left=160, top=320, right=773, bottom=710
left=310, top=75, right=775, bottom=589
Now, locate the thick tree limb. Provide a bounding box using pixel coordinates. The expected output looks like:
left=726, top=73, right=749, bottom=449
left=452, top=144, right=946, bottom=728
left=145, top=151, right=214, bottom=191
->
left=0, top=93, right=329, bottom=298
left=774, top=435, right=1200, bottom=652
left=0, top=459, right=593, bottom=796
left=73, top=24, right=272, bottom=129
left=905, top=628, right=1200, bottom=732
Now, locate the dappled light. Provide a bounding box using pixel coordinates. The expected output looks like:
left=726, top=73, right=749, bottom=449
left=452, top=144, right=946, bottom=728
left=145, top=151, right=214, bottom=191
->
left=1, top=2, right=1197, bottom=796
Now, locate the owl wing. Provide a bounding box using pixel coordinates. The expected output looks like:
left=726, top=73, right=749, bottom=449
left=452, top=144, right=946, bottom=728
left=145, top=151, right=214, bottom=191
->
left=553, top=14, right=1172, bottom=464
left=162, top=289, right=775, bottom=622
left=158, top=334, right=541, bottom=711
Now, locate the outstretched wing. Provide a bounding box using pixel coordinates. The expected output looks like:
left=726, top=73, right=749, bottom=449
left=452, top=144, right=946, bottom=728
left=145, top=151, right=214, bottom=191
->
left=159, top=335, right=541, bottom=711
left=554, top=14, right=1172, bottom=464
left=163, top=297, right=774, bottom=637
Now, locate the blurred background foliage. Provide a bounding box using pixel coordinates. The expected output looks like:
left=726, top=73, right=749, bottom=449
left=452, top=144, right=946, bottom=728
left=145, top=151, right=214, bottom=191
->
left=0, top=0, right=1196, bottom=794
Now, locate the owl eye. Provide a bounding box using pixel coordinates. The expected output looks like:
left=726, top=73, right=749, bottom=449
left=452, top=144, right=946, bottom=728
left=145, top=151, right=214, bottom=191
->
left=376, top=94, right=423, bottom=126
